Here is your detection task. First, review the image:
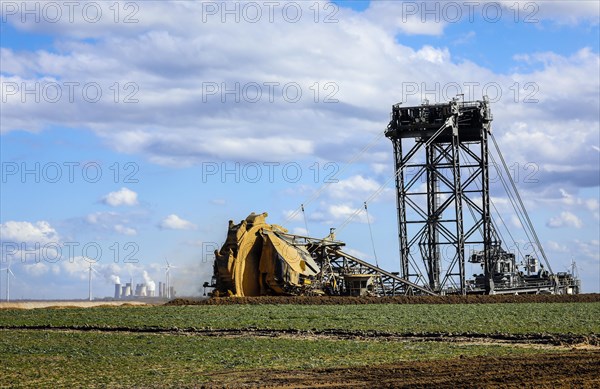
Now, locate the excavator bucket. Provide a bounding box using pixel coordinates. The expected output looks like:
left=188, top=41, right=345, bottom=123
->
left=212, top=212, right=320, bottom=296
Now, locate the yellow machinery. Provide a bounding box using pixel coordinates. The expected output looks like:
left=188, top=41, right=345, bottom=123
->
left=212, top=212, right=320, bottom=296
left=209, top=212, right=436, bottom=297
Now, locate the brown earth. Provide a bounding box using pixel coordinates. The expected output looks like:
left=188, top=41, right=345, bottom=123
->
left=0, top=300, right=152, bottom=310
left=167, top=293, right=600, bottom=306
left=3, top=326, right=597, bottom=347
left=201, top=350, right=600, bottom=388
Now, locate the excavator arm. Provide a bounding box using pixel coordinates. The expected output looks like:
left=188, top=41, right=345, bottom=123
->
left=211, top=212, right=435, bottom=297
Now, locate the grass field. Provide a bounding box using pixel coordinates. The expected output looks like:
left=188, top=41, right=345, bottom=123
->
left=0, top=302, right=598, bottom=388
left=0, top=302, right=598, bottom=334
left=0, top=330, right=544, bottom=388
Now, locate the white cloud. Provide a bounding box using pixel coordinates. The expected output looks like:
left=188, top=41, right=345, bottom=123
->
left=61, top=256, right=92, bottom=280
left=0, top=221, right=59, bottom=244
left=1, top=3, right=597, bottom=182
left=282, top=208, right=305, bottom=223
left=546, top=240, right=568, bottom=253
left=585, top=198, right=599, bottom=212
left=410, top=45, right=451, bottom=64
left=363, top=2, right=447, bottom=36
left=546, top=211, right=583, bottom=229
left=371, top=163, right=388, bottom=175
left=159, top=214, right=197, bottom=230
left=328, top=203, right=369, bottom=224
left=23, top=262, right=49, bottom=277
left=559, top=188, right=575, bottom=205
left=345, top=247, right=370, bottom=260
left=327, top=175, right=383, bottom=200
left=102, top=188, right=139, bottom=206
left=114, top=224, right=137, bottom=236
left=86, top=211, right=118, bottom=225
left=574, top=239, right=600, bottom=261
left=516, top=0, right=600, bottom=25
left=83, top=211, right=142, bottom=237
left=59, top=258, right=130, bottom=284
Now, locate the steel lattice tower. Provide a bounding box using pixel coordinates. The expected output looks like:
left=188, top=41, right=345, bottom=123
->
left=385, top=98, right=498, bottom=294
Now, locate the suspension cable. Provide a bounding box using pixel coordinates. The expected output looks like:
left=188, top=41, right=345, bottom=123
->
left=301, top=204, right=310, bottom=236
left=490, top=133, right=552, bottom=272
left=336, top=116, right=454, bottom=233
left=488, top=152, right=541, bottom=260
left=458, top=148, right=525, bottom=261
left=363, top=202, right=379, bottom=268
left=284, top=130, right=386, bottom=224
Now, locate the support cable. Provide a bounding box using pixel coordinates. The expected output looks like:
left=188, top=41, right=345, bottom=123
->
left=490, top=133, right=553, bottom=273
left=363, top=202, right=379, bottom=268
left=459, top=148, right=524, bottom=261
left=336, top=117, right=454, bottom=233
left=488, top=152, right=541, bottom=260
left=364, top=201, right=387, bottom=294
left=285, top=130, right=386, bottom=223
left=301, top=204, right=310, bottom=236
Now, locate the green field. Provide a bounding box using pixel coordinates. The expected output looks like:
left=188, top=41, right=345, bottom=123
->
left=0, top=302, right=598, bottom=334
left=0, top=303, right=598, bottom=388
left=0, top=330, right=542, bottom=388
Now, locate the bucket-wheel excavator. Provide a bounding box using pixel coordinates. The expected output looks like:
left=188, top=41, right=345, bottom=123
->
left=207, top=99, right=580, bottom=297
left=209, top=212, right=434, bottom=297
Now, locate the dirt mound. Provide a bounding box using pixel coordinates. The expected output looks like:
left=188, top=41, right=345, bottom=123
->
left=166, top=293, right=600, bottom=306
left=204, top=350, right=600, bottom=388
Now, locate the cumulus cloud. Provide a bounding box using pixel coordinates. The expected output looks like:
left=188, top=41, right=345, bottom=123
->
left=1, top=2, right=597, bottom=185
left=102, top=188, right=139, bottom=206
left=327, top=175, right=385, bottom=200
left=546, top=211, right=583, bottom=229
left=317, top=203, right=369, bottom=224
left=159, top=214, right=197, bottom=230
left=282, top=174, right=391, bottom=228
left=0, top=221, right=59, bottom=244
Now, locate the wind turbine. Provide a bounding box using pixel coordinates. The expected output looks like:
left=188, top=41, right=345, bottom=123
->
left=570, top=258, right=580, bottom=279
left=0, top=263, right=15, bottom=302
left=164, top=259, right=176, bottom=299
left=87, top=262, right=99, bottom=301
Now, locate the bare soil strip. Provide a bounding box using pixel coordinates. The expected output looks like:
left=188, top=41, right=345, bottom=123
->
left=167, top=293, right=600, bottom=306
left=1, top=326, right=597, bottom=347
left=0, top=301, right=152, bottom=309
left=202, top=350, right=600, bottom=388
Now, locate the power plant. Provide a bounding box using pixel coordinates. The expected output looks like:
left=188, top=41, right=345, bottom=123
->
left=113, top=281, right=174, bottom=299
left=206, top=99, right=580, bottom=297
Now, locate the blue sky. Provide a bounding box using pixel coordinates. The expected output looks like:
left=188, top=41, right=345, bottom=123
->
left=1, top=0, right=599, bottom=299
